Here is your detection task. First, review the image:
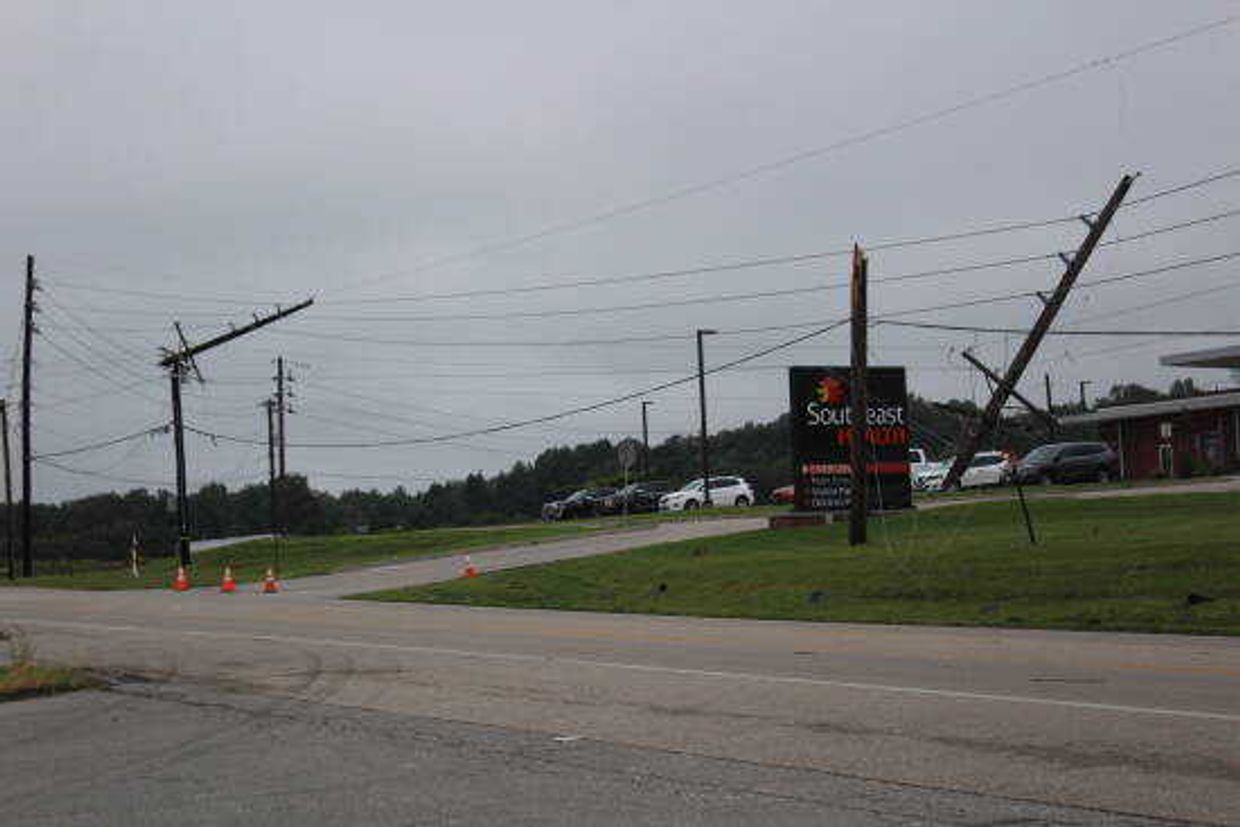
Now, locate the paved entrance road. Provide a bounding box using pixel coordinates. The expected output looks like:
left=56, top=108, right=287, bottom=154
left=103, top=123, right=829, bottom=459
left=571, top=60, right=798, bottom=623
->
left=286, top=516, right=767, bottom=598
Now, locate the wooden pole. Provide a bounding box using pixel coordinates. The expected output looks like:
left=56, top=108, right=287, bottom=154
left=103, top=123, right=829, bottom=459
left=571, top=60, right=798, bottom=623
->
left=20, top=255, right=35, bottom=577
left=2, top=399, right=13, bottom=580
left=849, top=245, right=868, bottom=546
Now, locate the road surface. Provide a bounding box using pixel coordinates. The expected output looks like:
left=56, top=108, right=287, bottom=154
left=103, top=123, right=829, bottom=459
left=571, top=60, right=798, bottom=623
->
left=2, top=507, right=1238, bottom=825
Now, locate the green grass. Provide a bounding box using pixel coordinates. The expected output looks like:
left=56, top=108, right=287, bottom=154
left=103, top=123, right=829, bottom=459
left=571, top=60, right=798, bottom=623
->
left=0, top=631, right=100, bottom=700
left=0, top=662, right=100, bottom=701
left=4, top=520, right=640, bottom=591
left=359, top=492, right=1240, bottom=635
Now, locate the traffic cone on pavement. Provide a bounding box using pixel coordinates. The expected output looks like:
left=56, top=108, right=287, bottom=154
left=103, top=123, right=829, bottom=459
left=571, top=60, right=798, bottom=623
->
left=172, top=565, right=191, bottom=592
left=461, top=555, right=479, bottom=579
left=220, top=565, right=237, bottom=593
left=261, top=567, right=280, bottom=594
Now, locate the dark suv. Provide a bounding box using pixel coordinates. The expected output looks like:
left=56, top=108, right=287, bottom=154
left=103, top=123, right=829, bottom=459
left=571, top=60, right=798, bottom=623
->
left=542, top=488, right=603, bottom=520
left=1014, top=442, right=1119, bottom=485
left=600, top=481, right=671, bottom=515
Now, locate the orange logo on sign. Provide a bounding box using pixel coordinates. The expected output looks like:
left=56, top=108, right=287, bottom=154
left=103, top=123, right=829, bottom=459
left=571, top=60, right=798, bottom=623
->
left=816, top=376, right=847, bottom=405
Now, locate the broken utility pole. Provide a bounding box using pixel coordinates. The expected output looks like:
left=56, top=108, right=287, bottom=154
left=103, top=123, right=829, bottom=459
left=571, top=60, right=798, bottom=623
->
left=960, top=350, right=1057, bottom=433
left=159, top=298, right=313, bottom=568
left=941, top=174, right=1135, bottom=490
left=849, top=245, right=869, bottom=547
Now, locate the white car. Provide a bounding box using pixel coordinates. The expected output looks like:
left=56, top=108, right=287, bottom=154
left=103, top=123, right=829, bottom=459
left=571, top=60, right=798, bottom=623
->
left=909, top=448, right=937, bottom=491
left=659, top=476, right=754, bottom=511
left=921, top=451, right=1012, bottom=491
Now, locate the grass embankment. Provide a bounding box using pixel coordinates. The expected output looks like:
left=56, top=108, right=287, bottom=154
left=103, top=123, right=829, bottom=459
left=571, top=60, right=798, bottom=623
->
left=7, top=520, right=628, bottom=591
left=360, top=493, right=1240, bottom=635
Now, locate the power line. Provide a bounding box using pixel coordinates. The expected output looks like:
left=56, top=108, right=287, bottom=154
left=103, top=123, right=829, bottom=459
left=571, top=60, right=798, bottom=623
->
left=181, top=319, right=852, bottom=449
left=42, top=172, right=1240, bottom=318
left=330, top=15, right=1238, bottom=295
left=291, top=215, right=1240, bottom=325
left=33, top=423, right=169, bottom=460
left=879, top=321, right=1240, bottom=337
left=36, top=191, right=1240, bottom=337
left=36, top=457, right=174, bottom=488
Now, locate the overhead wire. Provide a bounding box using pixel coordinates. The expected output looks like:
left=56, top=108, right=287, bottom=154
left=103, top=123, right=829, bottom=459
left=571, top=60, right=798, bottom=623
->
left=32, top=422, right=169, bottom=460
left=328, top=15, right=1238, bottom=296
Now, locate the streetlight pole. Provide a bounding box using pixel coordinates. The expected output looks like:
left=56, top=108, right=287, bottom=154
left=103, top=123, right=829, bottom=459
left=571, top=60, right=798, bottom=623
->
left=640, top=401, right=653, bottom=478
left=696, top=329, right=717, bottom=506
left=1079, top=380, right=1093, bottom=412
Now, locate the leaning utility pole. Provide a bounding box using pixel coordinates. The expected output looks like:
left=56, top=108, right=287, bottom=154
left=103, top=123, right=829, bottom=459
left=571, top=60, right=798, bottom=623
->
left=848, top=245, right=869, bottom=547
left=159, top=299, right=313, bottom=567
left=20, top=255, right=35, bottom=577
left=2, top=399, right=14, bottom=580
left=942, top=174, right=1135, bottom=490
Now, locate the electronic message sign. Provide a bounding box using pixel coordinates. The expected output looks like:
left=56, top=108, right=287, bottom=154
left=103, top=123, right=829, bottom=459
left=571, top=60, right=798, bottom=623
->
left=787, top=366, right=912, bottom=512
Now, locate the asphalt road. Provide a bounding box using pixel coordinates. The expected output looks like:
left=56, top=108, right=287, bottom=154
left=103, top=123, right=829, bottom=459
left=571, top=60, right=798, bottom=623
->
left=2, top=506, right=1238, bottom=825
left=1, top=683, right=1196, bottom=827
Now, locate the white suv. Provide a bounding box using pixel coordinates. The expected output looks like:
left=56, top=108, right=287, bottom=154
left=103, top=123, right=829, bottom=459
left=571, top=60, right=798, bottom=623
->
left=659, top=476, right=754, bottom=511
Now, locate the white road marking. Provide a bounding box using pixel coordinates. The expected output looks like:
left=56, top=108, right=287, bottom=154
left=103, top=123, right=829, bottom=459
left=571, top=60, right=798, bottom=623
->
left=13, top=616, right=1240, bottom=724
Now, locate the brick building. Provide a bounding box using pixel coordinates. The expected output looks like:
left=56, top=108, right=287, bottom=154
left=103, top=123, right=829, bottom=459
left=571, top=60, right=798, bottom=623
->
left=1061, top=345, right=1240, bottom=480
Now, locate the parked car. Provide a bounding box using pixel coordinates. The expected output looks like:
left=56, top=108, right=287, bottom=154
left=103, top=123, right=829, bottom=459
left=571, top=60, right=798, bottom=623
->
left=659, top=476, right=755, bottom=511
left=921, top=451, right=1013, bottom=491
left=770, top=484, right=795, bottom=505
left=1014, top=442, right=1119, bottom=485
left=908, top=447, right=941, bottom=491
left=600, top=481, right=671, bottom=514
left=541, top=487, right=616, bottom=520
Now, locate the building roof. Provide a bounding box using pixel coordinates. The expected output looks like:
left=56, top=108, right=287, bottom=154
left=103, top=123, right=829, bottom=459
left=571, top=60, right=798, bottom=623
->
left=1159, top=344, right=1240, bottom=369
left=1061, top=390, right=1240, bottom=426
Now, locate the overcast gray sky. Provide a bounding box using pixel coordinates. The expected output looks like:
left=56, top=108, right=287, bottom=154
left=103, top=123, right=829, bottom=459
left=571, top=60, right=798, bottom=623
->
left=3, top=1, right=1239, bottom=501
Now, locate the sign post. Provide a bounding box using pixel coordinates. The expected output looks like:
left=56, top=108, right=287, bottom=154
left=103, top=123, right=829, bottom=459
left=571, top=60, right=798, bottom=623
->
left=787, top=366, right=912, bottom=515
left=617, top=438, right=642, bottom=523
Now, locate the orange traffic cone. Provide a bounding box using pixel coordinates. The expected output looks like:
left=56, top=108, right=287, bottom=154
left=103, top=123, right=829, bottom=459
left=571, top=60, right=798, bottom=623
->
left=461, top=555, right=479, bottom=579
left=172, top=565, right=191, bottom=592
left=261, top=567, right=280, bottom=594
left=220, top=565, right=237, bottom=594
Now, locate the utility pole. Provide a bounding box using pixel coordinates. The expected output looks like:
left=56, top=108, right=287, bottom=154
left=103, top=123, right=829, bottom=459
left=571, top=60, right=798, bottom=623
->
left=265, top=397, right=280, bottom=572
left=159, top=299, right=313, bottom=568
left=848, top=245, right=869, bottom=547
left=695, top=329, right=716, bottom=506
left=2, top=399, right=13, bottom=580
left=640, top=401, right=653, bottom=477
left=942, top=174, right=1134, bottom=490
left=276, top=356, right=287, bottom=479
left=1044, top=374, right=1056, bottom=439
left=20, top=255, right=35, bottom=577
left=169, top=365, right=190, bottom=566
left=1079, top=380, right=1092, bottom=412
left=265, top=399, right=277, bottom=535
